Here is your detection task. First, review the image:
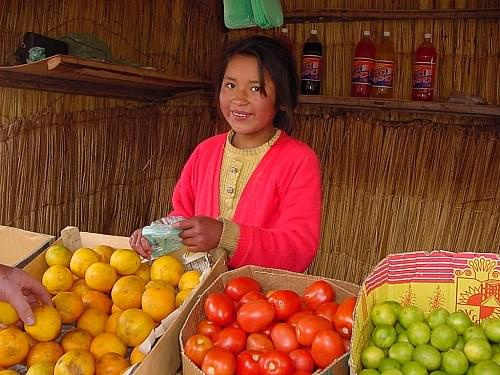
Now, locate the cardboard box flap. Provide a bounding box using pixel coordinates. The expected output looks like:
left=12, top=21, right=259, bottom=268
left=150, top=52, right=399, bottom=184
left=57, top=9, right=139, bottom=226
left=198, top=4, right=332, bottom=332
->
left=0, top=225, right=54, bottom=266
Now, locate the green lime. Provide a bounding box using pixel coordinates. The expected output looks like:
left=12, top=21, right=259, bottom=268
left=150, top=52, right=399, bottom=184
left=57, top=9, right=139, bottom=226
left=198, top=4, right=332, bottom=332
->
left=463, top=325, right=487, bottom=342
left=401, top=360, right=428, bottom=375
left=407, top=322, right=431, bottom=346
left=399, top=306, right=425, bottom=329
left=481, top=318, right=500, bottom=343
left=389, top=342, right=415, bottom=364
left=427, top=308, right=450, bottom=330
left=454, top=336, right=465, bottom=351
left=447, top=311, right=472, bottom=335
left=464, top=338, right=492, bottom=364
left=492, top=352, right=500, bottom=366
left=378, top=358, right=401, bottom=372
left=412, top=344, right=441, bottom=371
left=395, top=322, right=406, bottom=334
left=442, top=349, right=469, bottom=375
left=465, top=365, right=475, bottom=375
left=382, top=369, right=403, bottom=375
left=431, top=324, right=458, bottom=351
left=386, top=301, right=402, bottom=316
left=360, top=370, right=381, bottom=375
left=429, top=372, right=448, bottom=375
left=372, top=325, right=398, bottom=349
left=398, top=331, right=410, bottom=343
left=472, top=360, right=500, bottom=375
left=362, top=346, right=386, bottom=369
left=372, top=303, right=399, bottom=326
left=492, top=343, right=500, bottom=354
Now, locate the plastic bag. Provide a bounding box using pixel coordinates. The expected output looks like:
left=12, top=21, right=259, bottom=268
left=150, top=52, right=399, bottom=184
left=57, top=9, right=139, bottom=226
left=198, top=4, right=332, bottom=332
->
left=142, top=216, right=184, bottom=259
left=223, top=0, right=256, bottom=29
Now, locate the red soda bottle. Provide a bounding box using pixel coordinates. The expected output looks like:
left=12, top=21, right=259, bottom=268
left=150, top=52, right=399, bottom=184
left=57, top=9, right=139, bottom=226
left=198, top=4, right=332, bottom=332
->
left=301, top=29, right=322, bottom=95
left=351, top=31, right=375, bottom=97
left=412, top=33, right=437, bottom=101
left=372, top=31, right=395, bottom=99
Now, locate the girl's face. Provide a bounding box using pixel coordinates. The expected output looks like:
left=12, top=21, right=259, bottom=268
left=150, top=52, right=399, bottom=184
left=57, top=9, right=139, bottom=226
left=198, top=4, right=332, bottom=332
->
left=219, top=54, right=278, bottom=149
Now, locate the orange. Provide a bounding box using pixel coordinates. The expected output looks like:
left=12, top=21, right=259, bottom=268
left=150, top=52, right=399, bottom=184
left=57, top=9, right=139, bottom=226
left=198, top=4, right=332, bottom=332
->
left=24, top=305, right=62, bottom=342
left=26, top=341, right=64, bottom=367
left=150, top=255, right=184, bottom=287
left=142, top=286, right=176, bottom=322
left=60, top=329, right=93, bottom=352
left=109, top=249, right=141, bottom=275
left=41, top=265, right=73, bottom=294
left=26, top=361, right=55, bottom=375
left=0, top=326, right=30, bottom=367
left=111, top=275, right=145, bottom=310
left=135, top=263, right=151, bottom=283
left=70, top=279, right=93, bottom=297
left=105, top=312, right=122, bottom=334
left=45, top=244, right=72, bottom=267
left=70, top=247, right=100, bottom=278
left=52, top=291, right=84, bottom=323
left=54, top=349, right=95, bottom=375
left=81, top=290, right=112, bottom=314
left=95, top=352, right=129, bottom=375
left=145, top=279, right=175, bottom=293
left=76, top=308, right=108, bottom=337
left=130, top=346, right=146, bottom=365
left=94, top=245, right=115, bottom=263
left=178, top=270, right=201, bottom=291
left=90, top=332, right=127, bottom=359
left=0, top=370, right=19, bottom=375
left=111, top=304, right=123, bottom=314
left=85, top=262, right=117, bottom=293
left=176, top=288, right=193, bottom=307
left=116, top=308, right=155, bottom=347
left=0, top=301, right=19, bottom=325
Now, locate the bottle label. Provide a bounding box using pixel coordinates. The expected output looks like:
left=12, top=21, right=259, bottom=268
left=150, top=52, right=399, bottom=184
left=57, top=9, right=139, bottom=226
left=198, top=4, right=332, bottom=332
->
left=372, top=60, right=394, bottom=88
left=352, top=57, right=374, bottom=85
left=413, top=61, right=435, bottom=90
left=301, top=55, right=321, bottom=81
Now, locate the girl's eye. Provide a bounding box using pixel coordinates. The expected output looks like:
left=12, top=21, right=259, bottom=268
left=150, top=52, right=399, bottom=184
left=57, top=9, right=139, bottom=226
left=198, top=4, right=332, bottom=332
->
left=251, top=86, right=260, bottom=92
left=224, top=82, right=235, bottom=89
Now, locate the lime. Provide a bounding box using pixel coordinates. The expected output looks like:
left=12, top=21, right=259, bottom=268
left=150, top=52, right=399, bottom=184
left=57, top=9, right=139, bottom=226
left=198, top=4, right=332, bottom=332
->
left=472, top=359, right=500, bottom=375
left=429, top=372, right=448, bottom=375
left=481, top=318, right=500, bottom=343
left=362, top=346, right=386, bottom=369
left=407, top=322, right=431, bottom=346
left=382, top=369, right=403, bottom=375
left=492, top=352, right=500, bottom=366
left=372, top=325, right=398, bottom=349
left=454, top=336, right=465, bottom=351
left=447, top=311, right=472, bottom=335
left=412, top=344, right=441, bottom=371
left=395, top=322, right=406, bottom=334
left=463, top=338, right=492, bottom=364
left=360, top=370, right=381, bottom=375
left=379, top=358, right=401, bottom=372
left=401, top=360, right=428, bottom=375
left=372, top=303, right=399, bottom=326
left=465, top=365, right=475, bottom=375
left=386, top=301, right=402, bottom=316
left=442, top=349, right=469, bottom=375
left=431, top=324, right=458, bottom=351
left=398, top=331, right=410, bottom=343
left=463, top=325, right=487, bottom=342
left=389, top=342, right=415, bottom=364
left=399, top=306, right=425, bottom=329
left=492, top=343, right=500, bottom=354
left=427, top=308, right=450, bottom=330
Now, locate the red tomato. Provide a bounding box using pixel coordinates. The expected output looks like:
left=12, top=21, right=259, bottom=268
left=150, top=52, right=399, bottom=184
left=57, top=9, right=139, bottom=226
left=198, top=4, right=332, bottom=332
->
left=295, top=315, right=332, bottom=347
left=260, top=321, right=277, bottom=337
left=259, top=350, right=295, bottom=375
left=202, top=347, right=236, bottom=375
left=270, top=323, right=299, bottom=353
left=310, top=329, right=345, bottom=369
left=238, top=290, right=267, bottom=308
left=267, top=290, right=302, bottom=321
left=183, top=334, right=213, bottom=366
left=333, top=296, right=356, bottom=339
left=293, top=371, right=312, bottom=375
left=303, top=280, right=335, bottom=311
left=204, top=292, right=236, bottom=327
left=214, top=327, right=247, bottom=355
left=314, top=302, right=339, bottom=323
left=224, top=276, right=261, bottom=302
left=287, top=310, right=313, bottom=328
left=236, top=350, right=262, bottom=375
left=246, top=333, right=274, bottom=351
left=288, top=348, right=315, bottom=373
left=197, top=319, right=222, bottom=341
left=237, top=299, right=275, bottom=333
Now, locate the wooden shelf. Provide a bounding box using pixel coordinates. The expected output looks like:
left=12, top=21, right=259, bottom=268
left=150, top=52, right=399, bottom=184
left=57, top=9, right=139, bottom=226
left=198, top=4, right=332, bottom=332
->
left=284, top=8, right=500, bottom=23
left=298, top=96, right=500, bottom=117
left=0, top=55, right=213, bottom=102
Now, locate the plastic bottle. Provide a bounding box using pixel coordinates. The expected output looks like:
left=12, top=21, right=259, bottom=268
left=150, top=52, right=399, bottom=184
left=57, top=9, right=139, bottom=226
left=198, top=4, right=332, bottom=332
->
left=412, top=33, right=437, bottom=101
left=278, top=27, right=294, bottom=58
left=372, top=31, right=396, bottom=99
left=300, top=29, right=322, bottom=95
left=351, top=30, right=375, bottom=97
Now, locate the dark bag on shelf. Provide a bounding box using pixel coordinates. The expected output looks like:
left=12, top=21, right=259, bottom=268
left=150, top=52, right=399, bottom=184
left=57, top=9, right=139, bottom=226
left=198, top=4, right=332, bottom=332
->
left=15, top=32, right=69, bottom=64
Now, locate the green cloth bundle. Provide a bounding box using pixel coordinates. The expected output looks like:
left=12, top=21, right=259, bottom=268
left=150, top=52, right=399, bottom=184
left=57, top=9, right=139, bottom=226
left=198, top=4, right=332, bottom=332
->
left=223, top=0, right=283, bottom=29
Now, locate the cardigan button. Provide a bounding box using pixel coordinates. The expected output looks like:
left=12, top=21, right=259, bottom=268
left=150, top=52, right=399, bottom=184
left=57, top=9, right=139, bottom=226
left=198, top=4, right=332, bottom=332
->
left=227, top=187, right=234, bottom=194
left=230, top=166, right=238, bottom=173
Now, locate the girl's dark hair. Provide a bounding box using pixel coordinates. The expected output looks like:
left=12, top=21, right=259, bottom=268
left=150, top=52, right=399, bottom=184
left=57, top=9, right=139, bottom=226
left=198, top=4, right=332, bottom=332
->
left=215, top=35, right=299, bottom=134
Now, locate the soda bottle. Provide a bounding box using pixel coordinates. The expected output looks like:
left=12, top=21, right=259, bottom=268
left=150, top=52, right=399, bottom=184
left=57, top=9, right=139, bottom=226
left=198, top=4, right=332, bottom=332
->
left=301, top=29, right=322, bottom=95
left=372, top=31, right=396, bottom=99
left=277, top=27, right=294, bottom=58
left=351, top=30, right=375, bottom=97
left=412, top=33, right=437, bottom=101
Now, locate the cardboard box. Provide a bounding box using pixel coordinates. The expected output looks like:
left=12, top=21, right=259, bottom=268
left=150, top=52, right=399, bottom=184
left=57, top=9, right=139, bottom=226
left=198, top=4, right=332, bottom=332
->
left=180, top=265, right=360, bottom=375
left=0, top=225, right=54, bottom=266
left=349, top=250, right=500, bottom=374
left=22, top=227, right=228, bottom=375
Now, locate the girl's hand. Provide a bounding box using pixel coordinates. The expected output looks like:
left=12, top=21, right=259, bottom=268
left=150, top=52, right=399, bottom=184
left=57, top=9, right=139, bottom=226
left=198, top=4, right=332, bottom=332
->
left=129, top=228, right=152, bottom=259
left=174, top=216, right=223, bottom=252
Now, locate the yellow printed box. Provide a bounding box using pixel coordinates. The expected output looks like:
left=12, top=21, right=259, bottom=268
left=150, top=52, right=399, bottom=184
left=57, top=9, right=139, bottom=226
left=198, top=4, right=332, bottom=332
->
left=349, top=250, right=500, bottom=374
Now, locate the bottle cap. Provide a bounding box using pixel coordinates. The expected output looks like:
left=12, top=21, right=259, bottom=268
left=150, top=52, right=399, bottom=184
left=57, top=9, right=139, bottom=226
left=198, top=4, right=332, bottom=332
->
left=311, top=29, right=318, bottom=35
left=281, top=27, right=288, bottom=33
left=383, top=31, right=391, bottom=37
left=424, top=33, right=432, bottom=39
left=363, top=30, right=371, bottom=36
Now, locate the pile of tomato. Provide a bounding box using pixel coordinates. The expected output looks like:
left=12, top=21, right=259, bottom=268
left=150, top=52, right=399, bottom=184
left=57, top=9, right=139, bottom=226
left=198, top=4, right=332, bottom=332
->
left=182, top=276, right=357, bottom=375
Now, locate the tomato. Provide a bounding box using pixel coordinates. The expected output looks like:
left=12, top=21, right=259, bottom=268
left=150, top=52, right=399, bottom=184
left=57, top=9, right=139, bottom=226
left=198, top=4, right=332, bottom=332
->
left=295, top=315, right=332, bottom=347
left=202, top=347, right=236, bottom=375
left=288, top=348, right=315, bottom=372
left=267, top=290, right=302, bottom=321
left=314, top=302, right=339, bottom=323
left=261, top=321, right=277, bottom=337
left=214, top=327, right=247, bottom=355
left=225, top=276, right=261, bottom=302
left=293, top=371, right=312, bottom=375
left=270, top=323, right=299, bottom=353
left=287, top=310, right=313, bottom=328
left=246, top=333, right=274, bottom=351
left=184, top=334, right=213, bottom=366
left=310, top=329, right=345, bottom=369
left=237, top=350, right=263, bottom=375
left=259, top=350, right=295, bottom=375
left=197, top=319, right=222, bottom=341
left=333, top=296, right=356, bottom=339
left=237, top=299, right=275, bottom=333
left=205, top=292, right=236, bottom=326
left=238, top=290, right=267, bottom=308
left=303, top=280, right=335, bottom=311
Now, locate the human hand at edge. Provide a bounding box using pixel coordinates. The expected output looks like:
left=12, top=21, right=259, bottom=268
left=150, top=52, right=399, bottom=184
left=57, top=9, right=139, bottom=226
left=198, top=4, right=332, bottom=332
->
left=0, top=264, right=52, bottom=326
left=173, top=216, right=223, bottom=252
left=129, top=228, right=152, bottom=259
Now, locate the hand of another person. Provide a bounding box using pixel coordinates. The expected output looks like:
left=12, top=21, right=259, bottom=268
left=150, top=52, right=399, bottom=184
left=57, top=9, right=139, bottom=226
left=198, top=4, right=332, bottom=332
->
left=129, top=228, right=152, bottom=259
left=173, top=216, right=223, bottom=252
left=0, top=264, right=52, bottom=326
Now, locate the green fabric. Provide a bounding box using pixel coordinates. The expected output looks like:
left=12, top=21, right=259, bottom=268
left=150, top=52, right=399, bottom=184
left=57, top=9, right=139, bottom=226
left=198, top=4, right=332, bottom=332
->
left=223, top=0, right=256, bottom=29
left=251, top=0, right=283, bottom=29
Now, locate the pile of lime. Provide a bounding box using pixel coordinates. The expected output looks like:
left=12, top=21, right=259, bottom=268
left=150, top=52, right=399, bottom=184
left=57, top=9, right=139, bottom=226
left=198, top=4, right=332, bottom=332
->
left=359, top=301, right=500, bottom=375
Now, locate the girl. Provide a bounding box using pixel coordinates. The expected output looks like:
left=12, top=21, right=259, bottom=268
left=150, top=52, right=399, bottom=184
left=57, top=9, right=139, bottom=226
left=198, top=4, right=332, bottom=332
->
left=130, top=35, right=321, bottom=272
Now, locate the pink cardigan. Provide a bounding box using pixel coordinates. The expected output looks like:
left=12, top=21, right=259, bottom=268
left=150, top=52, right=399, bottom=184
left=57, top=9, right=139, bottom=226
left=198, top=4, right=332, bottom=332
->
left=170, top=131, right=322, bottom=272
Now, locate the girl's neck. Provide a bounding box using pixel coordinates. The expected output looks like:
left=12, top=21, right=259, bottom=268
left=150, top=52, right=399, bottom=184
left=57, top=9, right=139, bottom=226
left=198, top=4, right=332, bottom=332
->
left=231, top=127, right=277, bottom=149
